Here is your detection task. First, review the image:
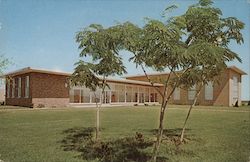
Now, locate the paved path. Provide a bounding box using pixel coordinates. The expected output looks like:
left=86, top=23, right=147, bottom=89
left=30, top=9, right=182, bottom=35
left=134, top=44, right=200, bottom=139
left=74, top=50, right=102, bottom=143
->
left=169, top=107, right=250, bottom=113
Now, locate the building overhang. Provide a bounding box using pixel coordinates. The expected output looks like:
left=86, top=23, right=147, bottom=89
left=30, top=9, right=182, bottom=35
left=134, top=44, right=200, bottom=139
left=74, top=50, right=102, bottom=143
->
left=228, top=66, right=247, bottom=75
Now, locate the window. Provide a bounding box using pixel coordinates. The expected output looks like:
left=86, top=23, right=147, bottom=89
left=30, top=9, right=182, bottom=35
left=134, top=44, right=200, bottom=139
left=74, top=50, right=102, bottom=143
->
left=188, top=85, right=196, bottom=100
left=232, top=76, right=238, bottom=99
left=18, top=77, right=21, bottom=98
left=25, top=76, right=29, bottom=98
left=82, top=88, right=90, bottom=103
left=7, top=80, right=10, bottom=98
left=12, top=79, right=15, bottom=98
left=173, top=88, right=180, bottom=100
left=150, top=88, right=157, bottom=102
left=145, top=88, right=149, bottom=102
left=126, top=86, right=133, bottom=102
left=69, top=89, right=74, bottom=103
left=205, top=81, right=213, bottom=100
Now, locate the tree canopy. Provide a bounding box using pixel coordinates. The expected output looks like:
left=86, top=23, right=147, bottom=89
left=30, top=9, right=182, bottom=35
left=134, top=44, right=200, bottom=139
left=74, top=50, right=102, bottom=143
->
left=71, top=0, right=245, bottom=160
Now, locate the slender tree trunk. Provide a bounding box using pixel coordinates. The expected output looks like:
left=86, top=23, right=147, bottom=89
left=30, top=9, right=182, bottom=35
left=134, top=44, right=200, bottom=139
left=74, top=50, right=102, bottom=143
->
left=180, top=83, right=203, bottom=142
left=96, top=105, right=100, bottom=140
left=152, top=101, right=168, bottom=162
left=139, top=64, right=189, bottom=161
left=95, top=78, right=106, bottom=140
left=94, top=93, right=100, bottom=140
left=152, top=85, right=177, bottom=162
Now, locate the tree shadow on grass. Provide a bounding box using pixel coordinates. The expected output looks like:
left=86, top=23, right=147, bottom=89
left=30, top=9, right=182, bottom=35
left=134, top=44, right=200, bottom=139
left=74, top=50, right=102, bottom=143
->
left=61, top=127, right=94, bottom=152
left=60, top=127, right=168, bottom=162
left=146, top=128, right=199, bottom=157
left=149, top=128, right=193, bottom=143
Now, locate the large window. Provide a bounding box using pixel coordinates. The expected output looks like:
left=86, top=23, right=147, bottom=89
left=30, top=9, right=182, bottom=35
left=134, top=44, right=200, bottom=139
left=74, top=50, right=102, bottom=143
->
left=188, top=85, right=196, bottom=100
left=119, top=85, right=125, bottom=102
left=7, top=80, right=10, bottom=98
left=102, top=91, right=110, bottom=104
left=74, top=89, right=81, bottom=103
left=205, top=81, right=213, bottom=100
left=150, top=88, right=158, bottom=102
left=82, top=88, right=90, bottom=103
left=69, top=84, right=160, bottom=104
left=232, top=76, right=238, bottom=100
left=173, top=87, right=180, bottom=100
left=139, top=87, right=145, bottom=103
left=18, top=77, right=21, bottom=98
left=25, top=76, right=29, bottom=98
left=12, top=79, right=15, bottom=98
left=133, top=87, right=138, bottom=102
left=70, top=87, right=101, bottom=104
left=69, top=89, right=74, bottom=103
left=126, top=86, right=133, bottom=102
left=145, top=88, right=149, bottom=102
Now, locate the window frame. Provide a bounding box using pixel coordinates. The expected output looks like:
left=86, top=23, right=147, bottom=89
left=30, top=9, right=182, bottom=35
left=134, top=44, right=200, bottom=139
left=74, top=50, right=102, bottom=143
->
left=25, top=76, right=29, bottom=98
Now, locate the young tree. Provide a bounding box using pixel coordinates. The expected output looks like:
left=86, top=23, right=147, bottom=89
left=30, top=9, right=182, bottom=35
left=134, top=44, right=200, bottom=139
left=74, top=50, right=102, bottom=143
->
left=117, top=0, right=244, bottom=159
left=117, top=20, right=193, bottom=161
left=0, top=55, right=9, bottom=75
left=0, top=55, right=10, bottom=92
left=71, top=24, right=126, bottom=140
left=174, top=0, right=244, bottom=142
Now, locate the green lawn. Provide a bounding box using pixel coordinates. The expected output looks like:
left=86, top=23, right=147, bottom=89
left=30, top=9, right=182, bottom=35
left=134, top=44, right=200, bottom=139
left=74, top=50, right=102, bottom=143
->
left=0, top=105, right=249, bottom=162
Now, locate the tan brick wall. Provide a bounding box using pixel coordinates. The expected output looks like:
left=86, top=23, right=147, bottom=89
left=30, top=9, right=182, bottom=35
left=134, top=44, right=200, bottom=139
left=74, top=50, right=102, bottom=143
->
left=126, top=69, right=240, bottom=106
left=213, top=70, right=230, bottom=106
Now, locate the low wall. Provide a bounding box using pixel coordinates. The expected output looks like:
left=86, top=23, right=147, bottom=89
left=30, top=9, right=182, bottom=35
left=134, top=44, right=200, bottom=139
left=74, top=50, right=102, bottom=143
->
left=32, top=98, right=69, bottom=108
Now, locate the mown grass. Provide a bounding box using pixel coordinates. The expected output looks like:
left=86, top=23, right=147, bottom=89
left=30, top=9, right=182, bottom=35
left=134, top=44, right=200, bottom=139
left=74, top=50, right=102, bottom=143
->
left=0, top=105, right=249, bottom=162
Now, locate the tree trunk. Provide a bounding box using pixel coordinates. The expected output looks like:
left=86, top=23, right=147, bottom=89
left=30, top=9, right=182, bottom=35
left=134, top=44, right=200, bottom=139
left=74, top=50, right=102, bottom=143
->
left=152, top=101, right=168, bottom=162
left=96, top=105, right=100, bottom=140
left=180, top=83, right=203, bottom=142
left=93, top=93, right=100, bottom=140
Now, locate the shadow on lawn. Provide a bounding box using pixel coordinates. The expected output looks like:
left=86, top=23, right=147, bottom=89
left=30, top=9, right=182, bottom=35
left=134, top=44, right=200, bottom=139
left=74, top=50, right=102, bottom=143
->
left=149, top=128, right=193, bottom=142
left=146, top=128, right=198, bottom=157
left=60, top=127, right=168, bottom=162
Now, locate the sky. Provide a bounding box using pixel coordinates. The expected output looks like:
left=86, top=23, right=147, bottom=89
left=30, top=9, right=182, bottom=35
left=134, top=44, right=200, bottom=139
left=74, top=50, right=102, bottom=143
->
left=0, top=0, right=249, bottom=100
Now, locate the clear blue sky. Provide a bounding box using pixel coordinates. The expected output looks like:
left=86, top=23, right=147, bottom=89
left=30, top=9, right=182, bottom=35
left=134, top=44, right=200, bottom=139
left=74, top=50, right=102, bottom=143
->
left=0, top=0, right=249, bottom=100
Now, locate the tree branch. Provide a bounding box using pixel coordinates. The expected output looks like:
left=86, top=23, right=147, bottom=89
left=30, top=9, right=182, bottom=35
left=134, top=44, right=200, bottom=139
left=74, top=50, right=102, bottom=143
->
left=140, top=64, right=164, bottom=97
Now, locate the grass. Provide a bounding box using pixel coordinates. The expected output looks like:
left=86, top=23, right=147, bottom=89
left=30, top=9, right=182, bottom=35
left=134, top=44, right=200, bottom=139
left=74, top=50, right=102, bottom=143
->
left=0, top=105, right=249, bottom=162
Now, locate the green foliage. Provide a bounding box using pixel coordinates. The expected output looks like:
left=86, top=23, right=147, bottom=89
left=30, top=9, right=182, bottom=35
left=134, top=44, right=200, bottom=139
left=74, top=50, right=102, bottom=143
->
left=0, top=55, right=10, bottom=75
left=169, top=0, right=244, bottom=89
left=199, top=0, right=213, bottom=6
left=72, top=24, right=127, bottom=90
left=71, top=61, right=100, bottom=91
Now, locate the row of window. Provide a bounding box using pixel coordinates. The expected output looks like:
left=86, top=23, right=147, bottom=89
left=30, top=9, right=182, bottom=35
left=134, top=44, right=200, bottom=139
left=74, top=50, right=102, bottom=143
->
left=173, top=82, right=214, bottom=101
left=70, top=84, right=159, bottom=104
left=7, top=76, right=29, bottom=98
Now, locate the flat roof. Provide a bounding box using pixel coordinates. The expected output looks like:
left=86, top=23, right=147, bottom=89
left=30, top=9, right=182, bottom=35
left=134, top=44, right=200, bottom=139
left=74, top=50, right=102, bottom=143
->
left=4, top=67, right=71, bottom=77
left=228, top=66, right=247, bottom=75
left=4, top=65, right=246, bottom=86
left=125, top=66, right=247, bottom=78
left=4, top=67, right=163, bottom=87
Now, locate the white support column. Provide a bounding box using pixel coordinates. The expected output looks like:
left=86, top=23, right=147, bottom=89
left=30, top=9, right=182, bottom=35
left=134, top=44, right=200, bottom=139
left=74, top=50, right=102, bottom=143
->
left=90, top=92, right=92, bottom=103
left=137, top=86, right=139, bottom=103
left=109, top=91, right=112, bottom=103
left=99, top=91, right=102, bottom=104
left=79, top=88, right=82, bottom=103
left=149, top=88, right=151, bottom=103
left=125, top=85, right=127, bottom=103
left=238, top=79, right=241, bottom=106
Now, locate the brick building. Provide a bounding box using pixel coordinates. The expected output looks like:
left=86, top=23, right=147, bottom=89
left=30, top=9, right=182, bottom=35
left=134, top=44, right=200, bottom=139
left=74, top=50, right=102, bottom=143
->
left=4, top=66, right=246, bottom=108
left=125, top=66, right=247, bottom=107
